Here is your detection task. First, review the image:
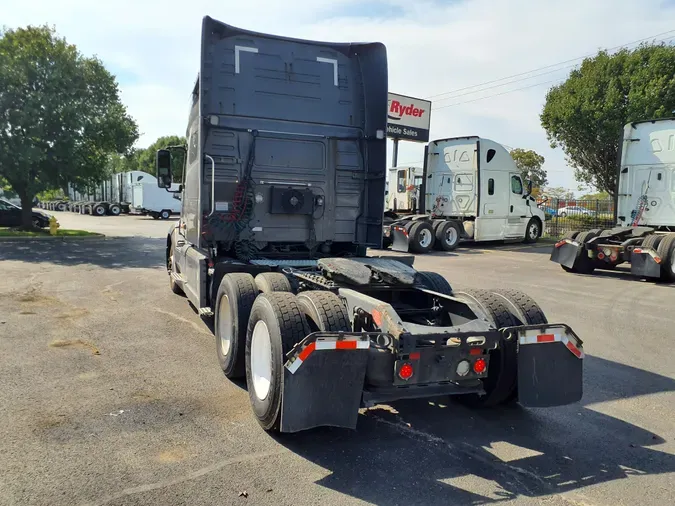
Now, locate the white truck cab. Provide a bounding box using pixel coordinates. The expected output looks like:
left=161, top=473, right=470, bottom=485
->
left=386, top=166, right=423, bottom=212
left=425, top=136, right=544, bottom=242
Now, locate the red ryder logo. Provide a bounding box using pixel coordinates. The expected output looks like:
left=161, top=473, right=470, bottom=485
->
left=388, top=100, right=425, bottom=120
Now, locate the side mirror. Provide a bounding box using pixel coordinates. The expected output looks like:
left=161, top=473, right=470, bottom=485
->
left=156, top=149, right=173, bottom=189
left=523, top=180, right=533, bottom=197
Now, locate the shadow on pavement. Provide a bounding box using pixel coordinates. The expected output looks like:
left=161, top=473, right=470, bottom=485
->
left=0, top=237, right=165, bottom=270
left=277, top=355, right=675, bottom=506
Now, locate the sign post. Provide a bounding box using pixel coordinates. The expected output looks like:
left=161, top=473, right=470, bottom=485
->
left=387, top=92, right=432, bottom=167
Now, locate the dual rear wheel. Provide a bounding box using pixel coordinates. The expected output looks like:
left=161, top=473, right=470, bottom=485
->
left=214, top=272, right=349, bottom=430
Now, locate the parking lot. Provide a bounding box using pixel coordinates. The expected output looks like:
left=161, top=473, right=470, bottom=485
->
left=0, top=212, right=673, bottom=506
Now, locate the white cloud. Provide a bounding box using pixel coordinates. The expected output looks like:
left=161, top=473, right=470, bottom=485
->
left=2, top=0, right=673, bottom=190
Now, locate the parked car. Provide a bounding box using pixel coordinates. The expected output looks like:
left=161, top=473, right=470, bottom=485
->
left=0, top=198, right=51, bottom=228
left=557, top=206, right=595, bottom=217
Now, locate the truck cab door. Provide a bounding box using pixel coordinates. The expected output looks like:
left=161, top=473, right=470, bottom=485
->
left=505, top=173, right=528, bottom=238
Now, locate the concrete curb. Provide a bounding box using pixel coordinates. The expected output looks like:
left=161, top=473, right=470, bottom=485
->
left=0, top=233, right=106, bottom=242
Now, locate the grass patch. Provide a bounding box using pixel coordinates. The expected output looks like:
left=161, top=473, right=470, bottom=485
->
left=0, top=227, right=98, bottom=237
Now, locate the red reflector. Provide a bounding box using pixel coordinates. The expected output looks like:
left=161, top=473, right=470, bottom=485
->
left=555, top=240, right=566, bottom=248
left=469, top=348, right=483, bottom=356
left=597, top=252, right=605, bottom=260
left=409, top=352, right=420, bottom=360
left=565, top=340, right=583, bottom=359
left=398, top=363, right=414, bottom=380
left=654, top=256, right=662, bottom=264
left=633, top=248, right=643, bottom=254
left=335, top=341, right=357, bottom=350
left=371, top=309, right=382, bottom=327
left=537, top=334, right=556, bottom=343
left=473, top=358, right=486, bottom=374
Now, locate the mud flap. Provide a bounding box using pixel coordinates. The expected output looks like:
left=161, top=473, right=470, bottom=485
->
left=512, top=324, right=583, bottom=407
left=280, top=335, right=370, bottom=433
left=550, top=240, right=583, bottom=269
left=630, top=250, right=661, bottom=278
left=391, top=224, right=412, bottom=252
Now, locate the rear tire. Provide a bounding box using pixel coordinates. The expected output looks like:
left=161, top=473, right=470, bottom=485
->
left=656, top=233, right=675, bottom=282
left=109, top=204, right=122, bottom=216
left=215, top=273, right=259, bottom=379
left=296, top=291, right=350, bottom=332
left=435, top=221, right=461, bottom=251
left=245, top=293, right=310, bottom=431
left=160, top=209, right=171, bottom=220
left=255, top=272, right=293, bottom=294
left=562, top=230, right=598, bottom=274
left=416, top=271, right=453, bottom=295
left=409, top=221, right=435, bottom=254
left=94, top=204, right=106, bottom=216
left=453, top=289, right=520, bottom=407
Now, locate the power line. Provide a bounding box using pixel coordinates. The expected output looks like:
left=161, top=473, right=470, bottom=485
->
left=430, top=34, right=675, bottom=110
left=425, top=29, right=675, bottom=101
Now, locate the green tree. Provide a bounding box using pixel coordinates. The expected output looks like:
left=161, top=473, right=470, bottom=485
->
left=541, top=43, right=675, bottom=197
left=137, top=135, right=186, bottom=182
left=510, top=148, right=547, bottom=189
left=543, top=186, right=575, bottom=201
left=0, top=25, right=138, bottom=228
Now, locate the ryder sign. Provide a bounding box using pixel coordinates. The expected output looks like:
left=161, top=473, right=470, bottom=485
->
left=387, top=92, right=432, bottom=142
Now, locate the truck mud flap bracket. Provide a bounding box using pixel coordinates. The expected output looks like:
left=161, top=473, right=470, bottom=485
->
left=629, top=248, right=662, bottom=278
left=280, top=333, right=371, bottom=433
left=550, top=239, right=582, bottom=269
left=509, top=324, right=584, bottom=408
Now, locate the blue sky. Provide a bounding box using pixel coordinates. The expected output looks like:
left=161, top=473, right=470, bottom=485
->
left=2, top=0, right=674, bottom=194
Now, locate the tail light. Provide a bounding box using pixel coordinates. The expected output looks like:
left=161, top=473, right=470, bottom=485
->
left=398, top=363, right=414, bottom=380
left=473, top=358, right=487, bottom=374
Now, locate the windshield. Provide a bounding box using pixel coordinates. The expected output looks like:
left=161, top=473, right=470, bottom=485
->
left=0, top=198, right=20, bottom=209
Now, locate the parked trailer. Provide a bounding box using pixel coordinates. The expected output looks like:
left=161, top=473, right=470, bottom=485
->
left=129, top=175, right=181, bottom=219
left=551, top=118, right=675, bottom=282
left=385, top=137, right=545, bottom=253
left=157, top=16, right=584, bottom=434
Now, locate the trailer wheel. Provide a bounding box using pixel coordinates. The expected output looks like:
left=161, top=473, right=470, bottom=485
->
left=297, top=291, right=350, bottom=332
left=57, top=203, right=67, bottom=212
left=416, top=271, right=453, bottom=295
left=255, top=272, right=293, bottom=294
left=109, top=204, right=122, bottom=216
left=435, top=221, right=461, bottom=251
left=656, top=233, right=675, bottom=282
left=160, top=210, right=171, bottom=220
left=409, top=221, right=435, bottom=254
left=94, top=204, right=106, bottom=216
left=453, top=289, right=520, bottom=407
left=215, top=273, right=259, bottom=379
left=245, top=293, right=310, bottom=431
left=523, top=218, right=541, bottom=243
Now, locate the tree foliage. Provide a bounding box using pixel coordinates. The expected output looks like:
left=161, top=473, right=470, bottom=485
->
left=137, top=135, right=186, bottom=181
left=0, top=25, right=138, bottom=227
left=543, top=186, right=575, bottom=201
left=509, top=148, right=547, bottom=189
left=541, top=43, right=675, bottom=197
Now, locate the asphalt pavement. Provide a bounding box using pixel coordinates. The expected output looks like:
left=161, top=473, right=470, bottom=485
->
left=0, top=212, right=673, bottom=506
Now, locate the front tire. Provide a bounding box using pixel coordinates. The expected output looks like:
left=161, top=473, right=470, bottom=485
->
left=215, top=273, right=259, bottom=379
left=167, top=244, right=184, bottom=295
left=245, top=293, right=310, bottom=431
left=523, top=218, right=541, bottom=243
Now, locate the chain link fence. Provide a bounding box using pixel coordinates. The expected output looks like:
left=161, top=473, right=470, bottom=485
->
left=537, top=198, right=615, bottom=239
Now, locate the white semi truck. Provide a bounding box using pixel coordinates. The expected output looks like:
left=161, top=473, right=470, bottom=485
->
left=384, top=137, right=545, bottom=252
left=550, top=117, right=675, bottom=281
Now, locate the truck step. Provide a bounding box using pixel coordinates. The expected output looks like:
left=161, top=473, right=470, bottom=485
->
left=198, top=307, right=214, bottom=317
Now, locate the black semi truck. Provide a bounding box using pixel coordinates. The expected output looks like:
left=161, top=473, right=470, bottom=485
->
left=156, top=16, right=584, bottom=433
